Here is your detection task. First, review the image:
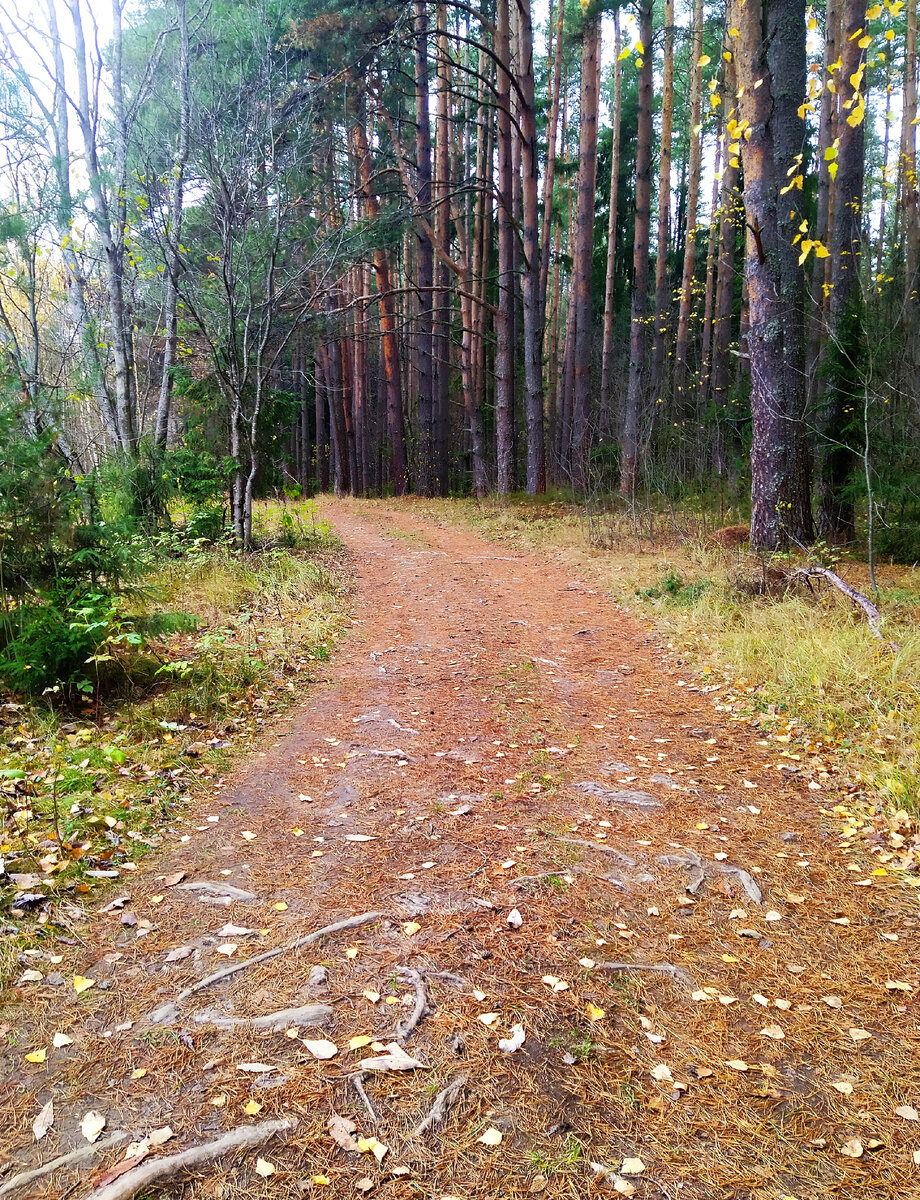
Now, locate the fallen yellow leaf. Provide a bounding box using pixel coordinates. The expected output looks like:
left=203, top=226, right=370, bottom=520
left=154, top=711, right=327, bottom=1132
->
left=73, top=975, right=95, bottom=995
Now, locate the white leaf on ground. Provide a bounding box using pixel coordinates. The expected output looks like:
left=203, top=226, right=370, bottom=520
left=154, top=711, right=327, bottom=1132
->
left=478, top=1127, right=502, bottom=1146
left=215, top=943, right=238, bottom=957
left=358, top=1042, right=425, bottom=1072
left=507, top=908, right=523, bottom=928
left=32, top=1099, right=54, bottom=1141
left=650, top=1064, right=673, bottom=1082
left=149, top=1126, right=174, bottom=1146
left=328, top=1114, right=360, bottom=1151
left=761, top=1025, right=785, bottom=1040
left=255, top=1158, right=275, bottom=1177
left=345, top=834, right=376, bottom=842
left=498, top=1024, right=525, bottom=1053
left=52, top=1032, right=73, bottom=1048
left=896, top=1105, right=919, bottom=1122
left=19, top=970, right=43, bottom=983
left=477, top=1012, right=499, bottom=1025
left=302, top=1039, right=339, bottom=1060
left=620, top=1157, right=646, bottom=1175
left=165, top=946, right=194, bottom=962
left=81, top=1110, right=106, bottom=1143
left=235, top=1062, right=277, bottom=1073
left=839, top=1137, right=864, bottom=1158
left=218, top=924, right=254, bottom=936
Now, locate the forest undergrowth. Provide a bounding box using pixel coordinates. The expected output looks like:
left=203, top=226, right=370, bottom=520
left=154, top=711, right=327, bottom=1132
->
left=388, top=494, right=920, bottom=878
left=0, top=503, right=348, bottom=977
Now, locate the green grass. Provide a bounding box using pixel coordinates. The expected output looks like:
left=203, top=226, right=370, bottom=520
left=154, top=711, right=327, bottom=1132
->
left=0, top=500, right=349, bottom=970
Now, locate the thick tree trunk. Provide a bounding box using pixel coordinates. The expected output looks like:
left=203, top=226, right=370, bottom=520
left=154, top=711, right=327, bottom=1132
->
left=817, top=0, right=867, bottom=540
left=433, top=1, right=452, bottom=494
left=514, top=0, right=545, bottom=494
left=570, top=11, right=601, bottom=493
left=496, top=0, right=515, bottom=493
left=415, top=0, right=436, bottom=496
left=620, top=0, right=653, bottom=498
left=738, top=0, right=813, bottom=549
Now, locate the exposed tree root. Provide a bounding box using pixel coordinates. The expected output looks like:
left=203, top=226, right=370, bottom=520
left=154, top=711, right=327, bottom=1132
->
left=191, top=1003, right=333, bottom=1031
left=560, top=838, right=637, bottom=866
left=657, top=850, right=762, bottom=905
left=509, top=868, right=578, bottom=890
left=80, top=1119, right=298, bottom=1200
left=409, top=1073, right=469, bottom=1138
left=394, top=966, right=428, bottom=1043
left=349, top=1073, right=379, bottom=1124
left=147, top=912, right=384, bottom=1024
left=595, top=960, right=696, bottom=990
left=0, top=1133, right=129, bottom=1198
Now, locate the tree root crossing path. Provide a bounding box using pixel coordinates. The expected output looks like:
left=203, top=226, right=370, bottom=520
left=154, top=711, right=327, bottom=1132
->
left=4, top=499, right=918, bottom=1200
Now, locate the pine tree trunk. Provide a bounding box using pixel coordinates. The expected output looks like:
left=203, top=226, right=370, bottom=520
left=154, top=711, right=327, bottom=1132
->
left=620, top=0, right=653, bottom=498
left=514, top=0, right=546, bottom=494
left=434, top=1, right=452, bottom=494
left=902, top=0, right=919, bottom=302
left=817, top=0, right=867, bottom=539
left=415, top=0, right=436, bottom=496
left=570, top=11, right=601, bottom=493
left=739, top=0, right=812, bottom=548
left=672, top=0, right=705, bottom=404
left=496, top=0, right=515, bottom=494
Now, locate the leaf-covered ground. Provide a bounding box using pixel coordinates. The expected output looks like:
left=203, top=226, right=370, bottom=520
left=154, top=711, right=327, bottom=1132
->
left=1, top=499, right=918, bottom=1200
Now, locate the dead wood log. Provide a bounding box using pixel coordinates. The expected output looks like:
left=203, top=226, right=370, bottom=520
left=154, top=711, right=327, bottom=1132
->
left=409, top=1073, right=469, bottom=1138
left=80, top=1119, right=297, bottom=1200
left=147, top=911, right=384, bottom=1024
left=0, top=1133, right=129, bottom=1198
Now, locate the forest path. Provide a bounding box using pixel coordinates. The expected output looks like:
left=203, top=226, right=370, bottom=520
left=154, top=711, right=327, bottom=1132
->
left=4, top=498, right=919, bottom=1200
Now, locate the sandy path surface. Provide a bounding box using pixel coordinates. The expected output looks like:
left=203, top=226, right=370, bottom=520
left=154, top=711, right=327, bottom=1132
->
left=3, top=498, right=918, bottom=1200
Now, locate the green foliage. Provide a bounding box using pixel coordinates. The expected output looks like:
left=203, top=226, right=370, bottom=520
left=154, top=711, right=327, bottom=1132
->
left=0, top=395, right=196, bottom=698
left=638, top=571, right=711, bottom=606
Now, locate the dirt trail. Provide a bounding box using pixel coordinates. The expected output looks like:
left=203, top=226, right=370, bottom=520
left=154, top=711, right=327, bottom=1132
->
left=3, top=498, right=919, bottom=1200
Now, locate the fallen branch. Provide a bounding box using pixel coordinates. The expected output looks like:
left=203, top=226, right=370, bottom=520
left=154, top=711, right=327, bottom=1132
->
left=394, top=966, right=428, bottom=1043
left=595, top=960, right=696, bottom=990
left=349, top=1073, right=378, bottom=1124
left=790, top=566, right=884, bottom=639
left=0, top=1133, right=129, bottom=1198
left=147, top=912, right=384, bottom=1024
left=409, top=1073, right=469, bottom=1138
left=80, top=1119, right=297, bottom=1200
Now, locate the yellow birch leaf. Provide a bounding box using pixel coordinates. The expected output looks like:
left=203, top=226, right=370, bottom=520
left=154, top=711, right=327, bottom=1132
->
left=73, top=975, right=95, bottom=995
left=26, top=1049, right=47, bottom=1064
